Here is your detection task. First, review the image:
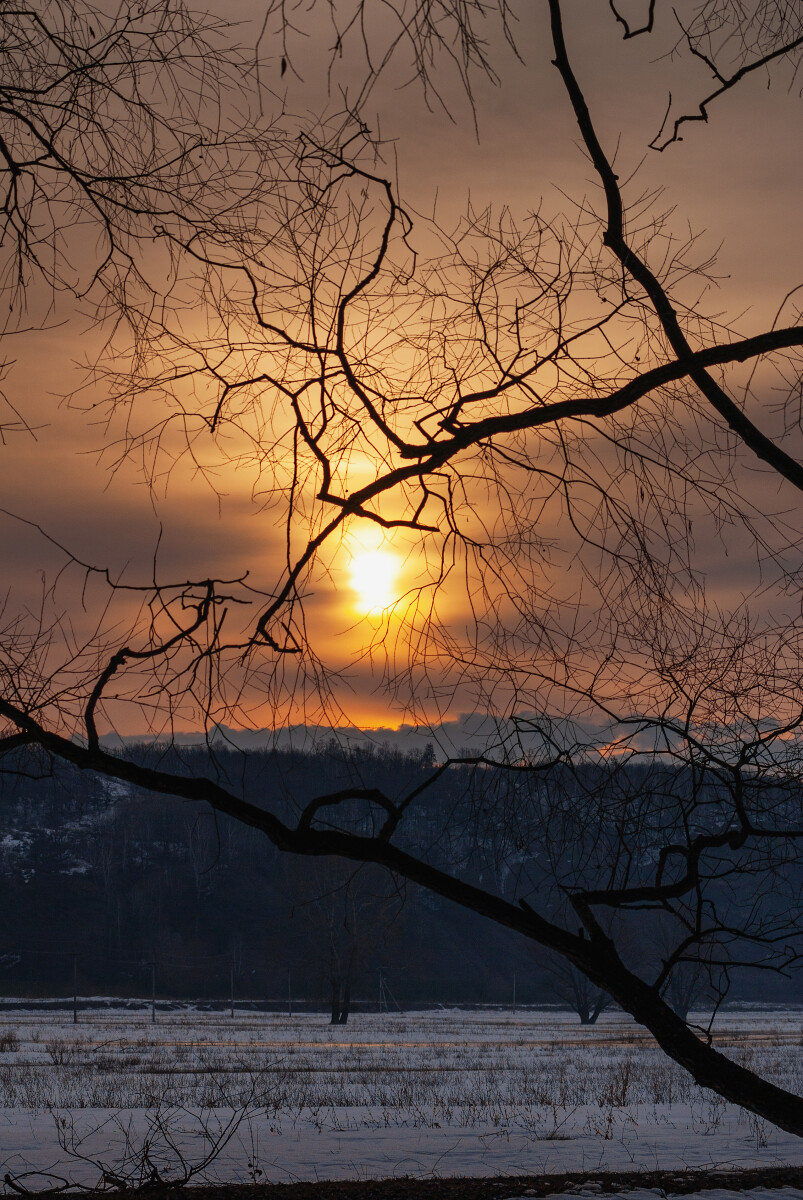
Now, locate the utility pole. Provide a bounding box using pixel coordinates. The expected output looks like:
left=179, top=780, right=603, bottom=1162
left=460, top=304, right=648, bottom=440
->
left=72, top=953, right=79, bottom=1026
left=149, top=962, right=156, bottom=1025
left=230, top=958, right=235, bottom=1020
left=287, top=965, right=292, bottom=1018
left=512, top=972, right=516, bottom=1012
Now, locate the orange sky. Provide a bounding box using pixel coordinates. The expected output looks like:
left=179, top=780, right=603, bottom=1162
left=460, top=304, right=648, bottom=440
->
left=2, top=1, right=802, bottom=737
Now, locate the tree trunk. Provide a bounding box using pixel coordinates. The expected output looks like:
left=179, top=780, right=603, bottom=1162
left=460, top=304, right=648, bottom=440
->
left=330, top=976, right=350, bottom=1024
left=589, top=996, right=608, bottom=1024
left=337, top=980, right=351, bottom=1025
left=576, top=938, right=803, bottom=1134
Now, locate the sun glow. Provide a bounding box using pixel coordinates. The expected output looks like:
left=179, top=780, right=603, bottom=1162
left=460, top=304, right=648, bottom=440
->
left=349, top=548, right=402, bottom=614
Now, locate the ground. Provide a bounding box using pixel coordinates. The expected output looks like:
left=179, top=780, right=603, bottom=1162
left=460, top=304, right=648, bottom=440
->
left=134, top=1167, right=803, bottom=1200
left=1, top=1006, right=802, bottom=1193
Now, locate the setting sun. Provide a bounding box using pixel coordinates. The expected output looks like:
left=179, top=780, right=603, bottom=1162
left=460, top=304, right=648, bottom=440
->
left=349, top=548, right=401, bottom=614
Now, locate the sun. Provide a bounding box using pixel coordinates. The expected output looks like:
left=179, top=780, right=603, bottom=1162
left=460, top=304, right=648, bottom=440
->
left=348, top=547, right=402, bottom=614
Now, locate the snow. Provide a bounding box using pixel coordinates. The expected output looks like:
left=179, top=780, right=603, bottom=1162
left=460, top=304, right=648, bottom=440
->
left=0, top=835, right=28, bottom=852
left=1, top=1105, right=801, bottom=1189
left=0, top=1008, right=801, bottom=1190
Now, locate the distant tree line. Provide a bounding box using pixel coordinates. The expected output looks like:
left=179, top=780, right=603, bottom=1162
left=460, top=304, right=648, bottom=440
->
left=0, top=741, right=532, bottom=1012
left=0, top=742, right=798, bottom=1019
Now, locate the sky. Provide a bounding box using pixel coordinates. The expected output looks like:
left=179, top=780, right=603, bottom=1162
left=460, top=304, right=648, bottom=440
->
left=2, top=0, right=803, bottom=740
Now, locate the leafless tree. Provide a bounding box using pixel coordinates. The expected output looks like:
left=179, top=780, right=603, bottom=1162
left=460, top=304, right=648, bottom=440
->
left=4, top=0, right=803, bottom=1137
left=539, top=953, right=614, bottom=1026
left=286, top=858, right=403, bottom=1023
left=0, top=0, right=288, bottom=436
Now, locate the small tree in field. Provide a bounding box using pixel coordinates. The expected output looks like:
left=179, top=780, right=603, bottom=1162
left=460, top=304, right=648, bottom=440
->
left=540, top=954, right=613, bottom=1026
left=287, top=858, right=402, bottom=1024
left=5, top=0, right=803, bottom=1137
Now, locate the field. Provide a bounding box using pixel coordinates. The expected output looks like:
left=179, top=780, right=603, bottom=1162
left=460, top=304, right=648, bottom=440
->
left=0, top=1007, right=802, bottom=1189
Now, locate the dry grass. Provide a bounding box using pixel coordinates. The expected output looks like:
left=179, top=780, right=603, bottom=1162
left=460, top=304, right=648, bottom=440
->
left=0, top=1008, right=799, bottom=1129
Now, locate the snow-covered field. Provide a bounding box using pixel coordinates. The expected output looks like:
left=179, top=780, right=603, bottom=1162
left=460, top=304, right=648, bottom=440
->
left=0, top=1007, right=801, bottom=1189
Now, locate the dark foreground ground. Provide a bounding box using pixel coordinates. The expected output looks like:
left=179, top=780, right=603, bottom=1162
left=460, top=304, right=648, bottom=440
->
left=29, top=1166, right=802, bottom=1200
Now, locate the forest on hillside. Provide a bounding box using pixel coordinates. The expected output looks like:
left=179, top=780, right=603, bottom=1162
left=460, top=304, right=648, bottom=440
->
left=0, top=742, right=798, bottom=1018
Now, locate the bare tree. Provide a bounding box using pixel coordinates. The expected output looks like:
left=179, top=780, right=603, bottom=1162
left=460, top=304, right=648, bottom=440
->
left=0, top=0, right=285, bottom=436
left=4, top=0, right=803, bottom=1137
left=286, top=856, right=403, bottom=1024
left=539, top=952, right=613, bottom=1026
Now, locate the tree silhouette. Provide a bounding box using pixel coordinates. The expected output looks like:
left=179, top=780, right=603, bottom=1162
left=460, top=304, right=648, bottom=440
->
left=3, top=0, right=803, bottom=1135
left=0, top=0, right=287, bottom=435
